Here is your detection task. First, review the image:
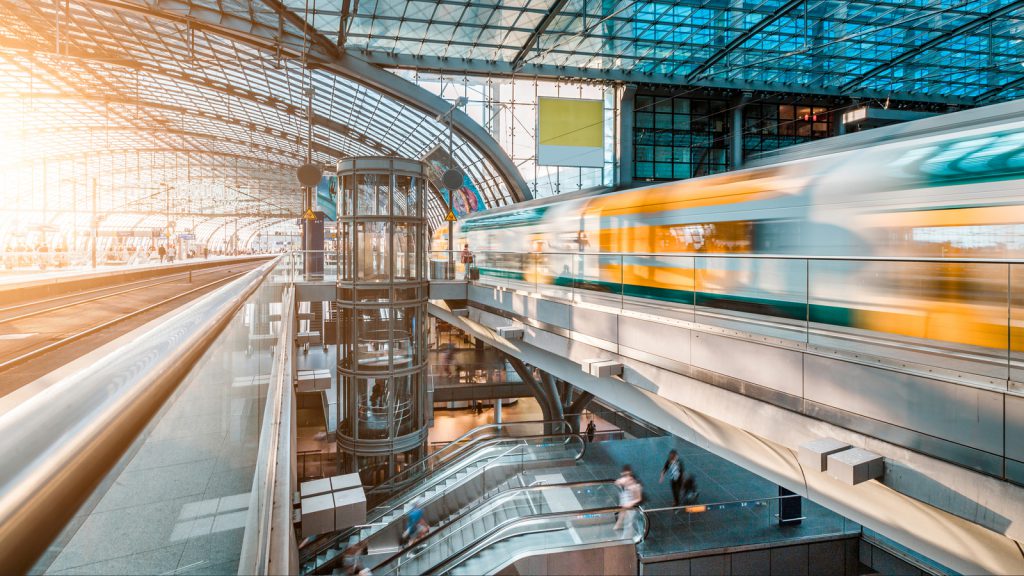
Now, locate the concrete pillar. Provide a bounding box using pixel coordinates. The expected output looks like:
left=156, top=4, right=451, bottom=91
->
left=731, top=92, right=751, bottom=170
left=494, top=398, right=502, bottom=424
left=617, top=84, right=637, bottom=188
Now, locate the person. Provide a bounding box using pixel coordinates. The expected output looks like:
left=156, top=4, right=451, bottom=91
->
left=475, top=400, right=484, bottom=416
left=441, top=343, right=456, bottom=378
left=402, top=497, right=430, bottom=546
left=613, top=465, right=643, bottom=532
left=341, top=541, right=371, bottom=575
left=167, top=246, right=176, bottom=263
left=659, top=449, right=684, bottom=507
left=371, top=379, right=385, bottom=407
left=460, top=244, right=474, bottom=279
left=682, top=472, right=700, bottom=504
left=586, top=418, right=597, bottom=443
left=158, top=244, right=167, bottom=263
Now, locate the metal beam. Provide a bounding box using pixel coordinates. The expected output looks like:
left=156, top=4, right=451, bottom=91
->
left=352, top=51, right=980, bottom=106
left=69, top=0, right=534, bottom=202
left=974, top=74, right=1024, bottom=104
left=312, top=53, right=533, bottom=201
left=511, top=0, right=570, bottom=71
left=259, top=0, right=342, bottom=59
left=685, top=0, right=805, bottom=83
left=840, top=0, right=1024, bottom=93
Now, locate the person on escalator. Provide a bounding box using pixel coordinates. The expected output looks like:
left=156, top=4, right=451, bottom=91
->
left=401, top=497, right=430, bottom=547
left=341, top=541, right=371, bottom=575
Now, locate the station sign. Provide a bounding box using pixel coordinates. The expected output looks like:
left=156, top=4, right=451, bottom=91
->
left=178, top=233, right=196, bottom=240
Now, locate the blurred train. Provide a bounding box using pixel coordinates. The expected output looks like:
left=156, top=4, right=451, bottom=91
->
left=442, top=100, right=1024, bottom=354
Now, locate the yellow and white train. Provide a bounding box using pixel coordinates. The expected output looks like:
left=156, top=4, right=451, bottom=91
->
left=448, top=100, right=1024, bottom=354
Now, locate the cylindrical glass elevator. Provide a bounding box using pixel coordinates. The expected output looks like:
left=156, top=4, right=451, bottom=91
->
left=335, top=157, right=428, bottom=484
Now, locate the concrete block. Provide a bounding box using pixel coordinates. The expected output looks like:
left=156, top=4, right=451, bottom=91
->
left=330, top=473, right=361, bottom=492
left=333, top=488, right=367, bottom=529
left=588, top=360, right=623, bottom=378
left=496, top=326, right=523, bottom=339
left=300, top=492, right=336, bottom=537
left=296, top=369, right=331, bottom=392
left=798, top=438, right=851, bottom=472
left=827, top=447, right=884, bottom=485
left=299, top=477, right=332, bottom=498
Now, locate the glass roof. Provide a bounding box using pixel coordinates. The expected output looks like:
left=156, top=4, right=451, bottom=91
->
left=339, top=0, right=1024, bottom=104
left=0, top=0, right=516, bottom=234
left=2, top=0, right=1022, bottom=242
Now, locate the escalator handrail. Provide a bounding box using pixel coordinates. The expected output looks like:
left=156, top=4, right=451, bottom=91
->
left=300, top=426, right=575, bottom=567
left=365, top=432, right=586, bottom=527
left=366, top=420, right=573, bottom=497
left=424, top=505, right=644, bottom=575
left=372, top=478, right=619, bottom=573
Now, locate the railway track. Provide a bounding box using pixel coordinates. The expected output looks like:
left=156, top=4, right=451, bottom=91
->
left=0, top=260, right=267, bottom=396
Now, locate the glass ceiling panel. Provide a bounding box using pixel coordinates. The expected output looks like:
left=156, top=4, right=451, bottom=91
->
left=336, top=0, right=1024, bottom=102
left=0, top=0, right=517, bottom=233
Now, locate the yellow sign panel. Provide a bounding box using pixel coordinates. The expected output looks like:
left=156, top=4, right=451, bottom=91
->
left=537, top=97, right=604, bottom=167
left=303, top=208, right=317, bottom=221
left=445, top=210, right=458, bottom=222
left=538, top=98, right=603, bottom=147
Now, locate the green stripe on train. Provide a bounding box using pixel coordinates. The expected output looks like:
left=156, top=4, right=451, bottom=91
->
left=475, top=268, right=857, bottom=327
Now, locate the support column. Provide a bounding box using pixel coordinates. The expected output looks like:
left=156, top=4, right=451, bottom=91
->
left=731, top=92, right=751, bottom=170
left=617, top=84, right=637, bottom=188
left=505, top=354, right=555, bottom=431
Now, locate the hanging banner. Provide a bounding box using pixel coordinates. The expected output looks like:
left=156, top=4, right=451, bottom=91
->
left=537, top=97, right=604, bottom=167
left=423, top=146, right=484, bottom=218
left=316, top=175, right=338, bottom=221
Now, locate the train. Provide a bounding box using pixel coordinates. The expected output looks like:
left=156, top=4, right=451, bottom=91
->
left=441, top=100, right=1024, bottom=354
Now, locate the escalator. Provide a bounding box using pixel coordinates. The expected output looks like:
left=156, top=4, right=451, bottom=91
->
left=300, top=422, right=583, bottom=574
left=434, top=506, right=645, bottom=575
left=371, top=479, right=630, bottom=575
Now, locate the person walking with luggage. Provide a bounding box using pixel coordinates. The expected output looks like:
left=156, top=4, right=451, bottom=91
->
left=659, top=449, right=684, bottom=507
left=460, top=244, right=474, bottom=279
left=613, top=465, right=643, bottom=533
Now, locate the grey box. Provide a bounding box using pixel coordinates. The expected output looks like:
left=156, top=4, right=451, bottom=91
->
left=588, top=360, right=623, bottom=378
left=299, top=477, right=332, bottom=498
left=496, top=326, right=523, bottom=339
left=330, top=473, right=361, bottom=492
left=452, top=308, right=469, bottom=317
left=798, top=438, right=851, bottom=472
left=296, top=369, right=331, bottom=393
left=827, top=447, right=884, bottom=484
left=300, top=492, right=336, bottom=537
left=333, top=488, right=367, bottom=529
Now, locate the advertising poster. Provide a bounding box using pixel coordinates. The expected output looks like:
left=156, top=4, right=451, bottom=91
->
left=316, top=175, right=338, bottom=221
left=423, top=146, right=484, bottom=218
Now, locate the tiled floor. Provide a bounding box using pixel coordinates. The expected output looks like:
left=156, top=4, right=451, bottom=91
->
left=33, top=314, right=274, bottom=575
left=526, top=436, right=859, bottom=561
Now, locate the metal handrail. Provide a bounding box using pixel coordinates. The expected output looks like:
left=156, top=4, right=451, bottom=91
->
left=299, top=424, right=577, bottom=568
left=0, top=257, right=281, bottom=573
left=425, top=505, right=647, bottom=575
left=367, top=432, right=586, bottom=526
left=639, top=492, right=801, bottom=514
left=238, top=283, right=296, bottom=576
left=366, top=419, right=572, bottom=497
left=372, top=479, right=619, bottom=573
